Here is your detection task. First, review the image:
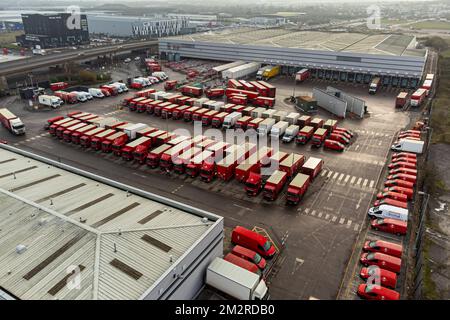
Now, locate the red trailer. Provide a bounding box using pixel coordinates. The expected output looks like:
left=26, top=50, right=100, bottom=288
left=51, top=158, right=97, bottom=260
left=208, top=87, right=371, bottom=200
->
left=136, top=98, right=153, bottom=113
left=164, top=80, right=178, bottom=91
left=311, top=128, right=328, bottom=147
left=101, top=131, right=126, bottom=153
left=257, top=81, right=276, bottom=98
left=100, top=84, right=118, bottom=96
left=146, top=100, right=163, bottom=114
left=279, top=153, right=305, bottom=178
left=220, top=103, right=235, bottom=113
left=286, top=173, right=310, bottom=205
left=242, top=106, right=255, bottom=116
left=181, top=85, right=203, bottom=97
left=90, top=129, right=116, bottom=150
left=395, top=92, right=408, bottom=108
left=172, top=105, right=190, bottom=120
left=226, top=88, right=259, bottom=101
left=146, top=144, right=172, bottom=168
left=216, top=151, right=240, bottom=181
left=410, top=88, right=426, bottom=107
left=263, top=170, right=288, bottom=201
left=146, top=130, right=167, bottom=146
left=128, top=97, right=147, bottom=111
left=62, top=122, right=88, bottom=142
left=55, top=120, right=81, bottom=139
left=161, top=104, right=179, bottom=119
left=176, top=96, right=190, bottom=105
left=154, top=102, right=171, bottom=117
left=228, top=94, right=248, bottom=105
left=49, top=117, right=75, bottom=135
left=247, top=118, right=264, bottom=130
left=239, top=80, right=256, bottom=92
left=121, top=136, right=152, bottom=161
left=250, top=81, right=269, bottom=97
left=192, top=108, right=209, bottom=122
left=202, top=110, right=219, bottom=126
left=301, top=157, right=323, bottom=180
left=205, top=88, right=225, bottom=99
left=44, top=116, right=65, bottom=130
left=235, top=116, right=252, bottom=130
left=253, top=96, right=275, bottom=108
left=228, top=79, right=244, bottom=89
left=185, top=98, right=197, bottom=106
left=50, top=82, right=69, bottom=91
left=295, top=69, right=310, bottom=82
left=298, top=115, right=312, bottom=128
left=71, top=124, right=96, bottom=144
left=54, top=91, right=77, bottom=104
left=160, top=140, right=196, bottom=171
left=135, top=88, right=156, bottom=98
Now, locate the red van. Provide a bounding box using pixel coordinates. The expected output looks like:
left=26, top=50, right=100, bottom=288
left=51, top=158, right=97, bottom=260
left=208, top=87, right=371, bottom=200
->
left=384, top=179, right=414, bottom=189
left=391, top=157, right=417, bottom=164
left=357, top=284, right=400, bottom=300
left=373, top=198, right=408, bottom=209
left=223, top=253, right=261, bottom=276
left=382, top=186, right=413, bottom=200
left=360, top=252, right=402, bottom=273
left=392, top=152, right=416, bottom=159
left=231, top=245, right=267, bottom=270
left=363, top=240, right=403, bottom=258
left=360, top=266, right=398, bottom=289
left=388, top=161, right=416, bottom=170
left=231, top=226, right=276, bottom=258
left=389, top=167, right=417, bottom=176
left=371, top=218, right=407, bottom=236
left=387, top=173, right=416, bottom=184
left=324, top=139, right=345, bottom=151
left=376, top=191, right=408, bottom=203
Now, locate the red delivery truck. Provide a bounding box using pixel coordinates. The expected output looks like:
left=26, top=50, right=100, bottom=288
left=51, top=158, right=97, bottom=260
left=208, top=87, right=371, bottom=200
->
left=263, top=170, right=288, bottom=201
left=216, top=152, right=240, bottom=181
left=146, top=100, right=163, bottom=114
left=247, top=118, right=264, bottom=130
left=100, top=84, right=118, bottom=96
left=226, top=88, right=259, bottom=101
left=266, top=151, right=289, bottom=169
left=56, top=120, right=81, bottom=139
left=122, top=96, right=135, bottom=106
left=323, top=119, right=338, bottom=133
left=101, top=131, right=126, bottom=153
left=221, top=103, right=235, bottom=113
left=146, top=144, right=172, bottom=168
left=286, top=173, right=310, bottom=205
left=176, top=96, right=190, bottom=105
left=133, top=139, right=156, bottom=164
left=164, top=80, right=178, bottom=91
left=184, top=106, right=200, bottom=121
left=111, top=133, right=130, bottom=156
left=50, top=82, right=69, bottom=91
left=257, top=81, right=276, bottom=98
left=253, top=96, right=275, bottom=108
left=239, top=80, right=256, bottom=92
left=165, top=94, right=182, bottom=104
left=90, top=129, right=116, bottom=150
left=172, top=105, right=190, bottom=120
left=161, top=104, right=178, bottom=119
left=279, top=153, right=305, bottom=178
left=295, top=126, right=314, bottom=144
left=371, top=218, right=407, bottom=236
left=229, top=94, right=248, bottom=105
left=167, top=135, right=190, bottom=146
left=156, top=132, right=176, bottom=146
left=44, top=116, right=65, bottom=130
left=49, top=117, right=73, bottom=134
left=62, top=122, right=88, bottom=142
left=192, top=108, right=209, bottom=122
left=311, top=128, right=328, bottom=147
left=421, top=79, right=432, bottom=96
left=298, top=115, right=311, bottom=128
left=373, top=198, right=408, bottom=209
left=231, top=226, right=276, bottom=258
left=310, top=118, right=324, bottom=129
left=136, top=126, right=157, bottom=138
left=410, top=88, right=426, bottom=107
left=295, top=69, right=310, bottom=82
left=186, top=150, right=214, bottom=178
left=395, top=92, right=408, bottom=108
left=185, top=97, right=197, bottom=106
left=146, top=130, right=166, bottom=146
left=235, top=116, right=252, bottom=130
left=71, top=124, right=96, bottom=144
left=173, top=147, right=203, bottom=174
left=376, top=191, right=408, bottom=203
left=54, top=91, right=77, bottom=104
left=80, top=127, right=105, bottom=148
left=202, top=110, right=219, bottom=126
left=154, top=102, right=171, bottom=117
left=211, top=112, right=229, bottom=128
left=383, top=186, right=413, bottom=200
left=121, top=136, right=152, bottom=161
left=136, top=98, right=153, bottom=113
left=301, top=157, right=323, bottom=180
left=160, top=140, right=194, bottom=171
left=235, top=150, right=268, bottom=183
left=206, top=141, right=229, bottom=160
left=205, top=88, right=225, bottom=99
left=249, top=81, right=268, bottom=97
left=196, top=138, right=216, bottom=150
left=181, top=85, right=203, bottom=97
left=228, top=79, right=244, bottom=89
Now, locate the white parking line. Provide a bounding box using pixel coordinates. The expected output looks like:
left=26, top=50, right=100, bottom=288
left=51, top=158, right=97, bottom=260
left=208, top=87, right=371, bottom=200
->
left=332, top=172, right=339, bottom=179
left=369, top=180, right=375, bottom=188
left=338, top=173, right=344, bottom=181
left=347, top=220, right=352, bottom=228
left=339, top=218, right=345, bottom=224
left=325, top=214, right=330, bottom=220
left=327, top=171, right=333, bottom=178
left=318, top=212, right=323, bottom=218
left=332, top=216, right=337, bottom=222
left=350, top=176, right=356, bottom=184
left=362, top=179, right=368, bottom=187
left=344, top=175, right=350, bottom=183
left=354, top=224, right=360, bottom=231
left=311, top=210, right=316, bottom=216
left=356, top=178, right=362, bottom=185
left=304, top=208, right=310, bottom=214
left=321, top=170, right=327, bottom=177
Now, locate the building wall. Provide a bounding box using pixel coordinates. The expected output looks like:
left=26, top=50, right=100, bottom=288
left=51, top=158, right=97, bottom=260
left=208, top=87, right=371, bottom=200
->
left=159, top=39, right=426, bottom=79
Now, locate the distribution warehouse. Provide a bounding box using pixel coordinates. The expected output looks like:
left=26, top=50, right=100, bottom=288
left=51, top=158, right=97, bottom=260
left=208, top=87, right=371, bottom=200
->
left=159, top=27, right=427, bottom=87
left=0, top=145, right=223, bottom=300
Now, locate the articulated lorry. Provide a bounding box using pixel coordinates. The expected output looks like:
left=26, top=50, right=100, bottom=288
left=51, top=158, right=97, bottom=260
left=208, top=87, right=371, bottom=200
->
left=0, top=108, right=25, bottom=135
left=256, top=65, right=280, bottom=81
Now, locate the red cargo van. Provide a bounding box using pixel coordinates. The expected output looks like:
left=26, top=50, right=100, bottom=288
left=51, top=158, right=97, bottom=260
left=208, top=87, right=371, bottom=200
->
left=231, top=245, right=267, bottom=270
left=295, top=126, right=314, bottom=144
left=373, top=198, right=408, bottom=209
left=360, top=266, right=398, bottom=289
left=376, top=191, right=408, bottom=203
left=286, top=173, right=310, bottom=205
left=392, top=152, right=416, bottom=159
left=311, top=128, right=328, bottom=147
left=363, top=240, right=403, bottom=258
left=324, top=139, right=345, bottom=151
left=231, top=226, right=276, bottom=258
left=360, top=252, right=402, bottom=273
left=382, top=186, right=413, bottom=200
left=388, top=167, right=417, bottom=176
left=357, top=284, right=400, bottom=300
left=387, top=173, right=416, bottom=184
left=371, top=218, right=407, bottom=236
left=329, top=133, right=350, bottom=145
left=384, top=179, right=414, bottom=189
left=388, top=161, right=416, bottom=170
left=263, top=170, right=287, bottom=201
left=223, top=253, right=261, bottom=276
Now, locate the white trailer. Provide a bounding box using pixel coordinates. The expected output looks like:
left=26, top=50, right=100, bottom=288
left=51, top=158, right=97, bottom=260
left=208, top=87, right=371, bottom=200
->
left=258, top=118, right=276, bottom=136
left=223, top=112, right=242, bottom=129
left=213, top=61, right=246, bottom=74
left=206, top=257, right=269, bottom=300
left=222, top=62, right=261, bottom=80
left=123, top=123, right=148, bottom=140
left=282, top=125, right=300, bottom=143
left=285, top=112, right=300, bottom=125
left=270, top=121, right=289, bottom=138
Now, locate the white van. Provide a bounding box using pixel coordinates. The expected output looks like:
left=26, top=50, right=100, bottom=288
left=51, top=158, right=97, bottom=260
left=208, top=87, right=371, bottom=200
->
left=89, top=88, right=105, bottom=98
left=71, top=91, right=87, bottom=102
left=152, top=72, right=168, bottom=81
left=367, top=205, right=408, bottom=221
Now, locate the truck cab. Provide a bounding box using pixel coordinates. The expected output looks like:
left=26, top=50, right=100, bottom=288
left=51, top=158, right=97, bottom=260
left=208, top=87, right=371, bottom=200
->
left=369, top=77, right=381, bottom=94
left=282, top=125, right=300, bottom=143
left=295, top=126, right=314, bottom=144
left=0, top=108, right=26, bottom=135
left=311, top=128, right=328, bottom=147
left=286, top=173, right=310, bottom=205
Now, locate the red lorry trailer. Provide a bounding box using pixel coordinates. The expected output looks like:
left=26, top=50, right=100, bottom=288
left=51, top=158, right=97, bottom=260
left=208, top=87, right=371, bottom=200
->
left=100, top=84, right=118, bottom=96
left=205, top=88, right=225, bottom=99
left=186, top=150, right=214, bottom=178
left=154, top=102, right=171, bottom=117
left=235, top=116, right=252, bottom=130
left=44, top=116, right=65, bottom=130
left=176, top=96, right=190, bottom=105
left=145, top=100, right=162, bottom=114
left=79, top=127, right=105, bottom=148
left=161, top=104, right=179, bottom=119
left=90, top=129, right=116, bottom=150
left=172, top=105, right=190, bottom=120
left=228, top=94, right=248, bottom=106
left=257, top=81, right=276, bottom=98
left=410, top=88, right=426, bottom=107
left=310, top=118, right=324, bottom=130
left=395, top=92, right=409, bottom=108
left=301, top=157, right=323, bottom=180
left=215, top=151, right=242, bottom=181
left=192, top=108, right=209, bottom=122
left=146, top=144, right=172, bottom=168
left=263, top=170, right=288, bottom=201
left=135, top=88, right=156, bottom=98
left=136, top=126, right=157, bottom=138
left=228, top=79, right=244, bottom=89
left=101, top=131, right=127, bottom=153
left=54, top=91, right=77, bottom=104
left=295, top=69, right=310, bottom=82
left=71, top=124, right=96, bottom=144
left=121, top=137, right=152, bottom=161
left=49, top=117, right=75, bottom=135
left=226, top=88, right=259, bottom=101
left=62, top=122, right=88, bottom=142
left=249, top=81, right=268, bottom=97
left=239, top=80, right=256, bottom=92
left=202, top=110, right=219, bottom=126
left=247, top=117, right=264, bottom=131
left=311, top=128, right=328, bottom=147
left=160, top=140, right=194, bottom=171
left=56, top=120, right=81, bottom=139
left=220, top=103, right=235, bottom=113
left=279, top=153, right=305, bottom=179
left=181, top=85, right=203, bottom=97
left=50, top=82, right=69, bottom=91
left=173, top=147, right=203, bottom=174
left=183, top=106, right=200, bottom=121
left=146, top=130, right=167, bottom=147
left=200, top=142, right=230, bottom=182
left=298, top=115, right=311, bottom=128
left=323, top=119, right=338, bottom=133
left=253, top=96, right=275, bottom=108
left=286, top=173, right=310, bottom=205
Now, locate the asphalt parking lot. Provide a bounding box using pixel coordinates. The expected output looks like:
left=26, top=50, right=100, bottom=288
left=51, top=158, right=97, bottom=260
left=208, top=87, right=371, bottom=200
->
left=0, top=67, right=412, bottom=299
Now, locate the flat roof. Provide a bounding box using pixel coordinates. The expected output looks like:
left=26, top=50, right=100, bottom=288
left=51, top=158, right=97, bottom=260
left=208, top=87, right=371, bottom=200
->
left=165, top=27, right=425, bottom=57
left=0, top=147, right=220, bottom=300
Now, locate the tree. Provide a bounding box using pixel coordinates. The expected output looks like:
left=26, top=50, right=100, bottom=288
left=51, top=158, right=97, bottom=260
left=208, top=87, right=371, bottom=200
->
left=424, top=36, right=449, bottom=52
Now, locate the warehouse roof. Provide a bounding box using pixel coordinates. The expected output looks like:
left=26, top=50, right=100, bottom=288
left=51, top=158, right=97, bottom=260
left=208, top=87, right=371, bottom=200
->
left=165, top=27, right=425, bottom=57
left=0, top=147, right=219, bottom=300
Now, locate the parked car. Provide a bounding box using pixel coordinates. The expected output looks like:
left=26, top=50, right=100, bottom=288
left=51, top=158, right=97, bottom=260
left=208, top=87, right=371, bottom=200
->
left=357, top=284, right=400, bottom=300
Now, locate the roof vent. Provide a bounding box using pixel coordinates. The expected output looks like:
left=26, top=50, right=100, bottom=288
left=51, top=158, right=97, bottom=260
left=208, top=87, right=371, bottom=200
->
left=16, top=244, right=27, bottom=254
left=201, top=217, right=209, bottom=223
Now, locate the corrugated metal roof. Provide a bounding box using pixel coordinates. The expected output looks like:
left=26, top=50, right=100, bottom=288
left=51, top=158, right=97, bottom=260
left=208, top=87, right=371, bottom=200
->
left=0, top=148, right=218, bottom=300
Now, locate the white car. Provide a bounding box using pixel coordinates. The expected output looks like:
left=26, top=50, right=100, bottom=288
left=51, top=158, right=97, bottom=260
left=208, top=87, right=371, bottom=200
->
left=148, top=76, right=160, bottom=84
left=124, top=58, right=131, bottom=63
left=134, top=57, right=141, bottom=61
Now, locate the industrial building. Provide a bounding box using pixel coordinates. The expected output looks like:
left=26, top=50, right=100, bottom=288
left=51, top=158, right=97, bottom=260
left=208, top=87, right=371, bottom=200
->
left=0, top=145, right=223, bottom=300
left=159, top=27, right=427, bottom=87
left=87, top=14, right=193, bottom=38
left=16, top=13, right=90, bottom=48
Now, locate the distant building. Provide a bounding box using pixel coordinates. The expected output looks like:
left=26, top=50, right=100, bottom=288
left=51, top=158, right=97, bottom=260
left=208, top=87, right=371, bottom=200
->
left=87, top=15, right=192, bottom=38
left=167, top=13, right=217, bottom=27
left=248, top=17, right=287, bottom=26
left=16, top=13, right=89, bottom=48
